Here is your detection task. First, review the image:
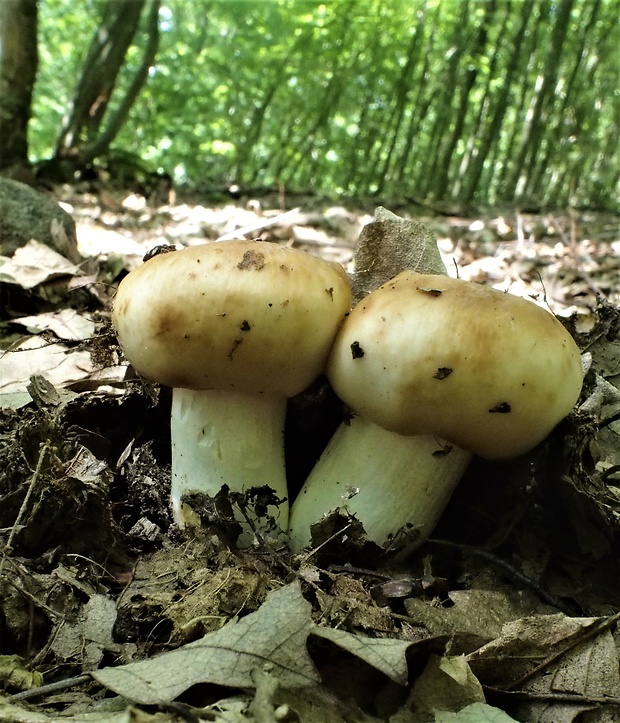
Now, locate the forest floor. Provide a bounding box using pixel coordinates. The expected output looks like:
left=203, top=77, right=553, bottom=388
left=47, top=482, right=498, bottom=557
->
left=1, top=186, right=619, bottom=723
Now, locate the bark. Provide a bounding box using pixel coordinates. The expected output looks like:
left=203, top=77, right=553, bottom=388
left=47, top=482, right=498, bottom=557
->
left=0, top=0, right=38, bottom=171
left=419, top=0, right=470, bottom=198
left=374, top=10, right=426, bottom=193
left=431, top=0, right=496, bottom=200
left=505, top=0, right=576, bottom=201
left=461, top=0, right=534, bottom=202
left=54, top=0, right=150, bottom=161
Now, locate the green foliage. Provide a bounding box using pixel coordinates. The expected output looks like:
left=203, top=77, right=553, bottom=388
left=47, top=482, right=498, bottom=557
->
left=30, top=0, right=619, bottom=208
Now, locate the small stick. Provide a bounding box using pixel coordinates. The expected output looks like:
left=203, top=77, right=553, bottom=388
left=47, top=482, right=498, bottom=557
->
left=0, top=442, right=50, bottom=580
left=426, top=538, right=574, bottom=615
left=9, top=674, right=93, bottom=702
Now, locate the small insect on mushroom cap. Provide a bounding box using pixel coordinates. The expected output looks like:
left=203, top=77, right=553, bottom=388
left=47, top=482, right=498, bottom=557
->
left=112, top=240, right=352, bottom=397
left=327, top=271, right=583, bottom=459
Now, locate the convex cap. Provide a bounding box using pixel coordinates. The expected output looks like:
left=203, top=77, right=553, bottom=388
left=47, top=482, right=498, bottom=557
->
left=327, top=271, right=583, bottom=459
left=113, top=240, right=352, bottom=396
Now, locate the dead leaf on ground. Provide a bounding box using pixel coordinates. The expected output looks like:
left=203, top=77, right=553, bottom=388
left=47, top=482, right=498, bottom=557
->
left=404, top=585, right=556, bottom=641
left=94, top=581, right=419, bottom=706
left=0, top=240, right=82, bottom=289
left=93, top=581, right=321, bottom=704
left=433, top=701, right=519, bottom=722
left=0, top=338, right=93, bottom=408
left=13, top=309, right=96, bottom=342
left=395, top=654, right=485, bottom=720
left=312, top=625, right=411, bottom=686
left=51, top=594, right=120, bottom=671
left=467, top=613, right=620, bottom=722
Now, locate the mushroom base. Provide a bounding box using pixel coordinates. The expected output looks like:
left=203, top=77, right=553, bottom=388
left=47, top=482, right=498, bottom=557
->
left=171, top=388, right=289, bottom=542
left=288, top=416, right=472, bottom=551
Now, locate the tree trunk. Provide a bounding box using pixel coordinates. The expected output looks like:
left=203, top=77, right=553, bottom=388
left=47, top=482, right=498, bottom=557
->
left=461, top=0, right=534, bottom=203
left=0, top=0, right=38, bottom=172
left=453, top=0, right=510, bottom=200
left=54, top=0, right=155, bottom=164
left=86, top=0, right=161, bottom=162
left=419, top=0, right=470, bottom=199
left=505, top=0, right=575, bottom=202
left=527, top=0, right=601, bottom=205
left=431, top=0, right=496, bottom=200
left=374, top=12, right=426, bottom=193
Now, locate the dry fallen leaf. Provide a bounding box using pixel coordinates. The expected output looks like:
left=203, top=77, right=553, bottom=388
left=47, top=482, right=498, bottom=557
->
left=0, top=240, right=82, bottom=289
left=0, top=655, right=43, bottom=694
left=434, top=702, right=519, bottom=722
left=352, top=207, right=447, bottom=301
left=0, top=337, right=93, bottom=409
left=467, top=614, right=620, bottom=722
left=51, top=594, right=119, bottom=671
left=404, top=654, right=485, bottom=717
left=15, top=309, right=96, bottom=342
left=93, top=581, right=418, bottom=706
left=93, top=581, right=321, bottom=704
left=312, top=625, right=411, bottom=686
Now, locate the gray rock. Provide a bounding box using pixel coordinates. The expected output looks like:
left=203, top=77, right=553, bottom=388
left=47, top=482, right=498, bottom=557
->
left=0, top=177, right=81, bottom=262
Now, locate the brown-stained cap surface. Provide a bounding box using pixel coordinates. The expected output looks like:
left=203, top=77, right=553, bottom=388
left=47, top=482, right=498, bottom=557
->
left=327, top=271, right=583, bottom=459
left=112, top=240, right=352, bottom=396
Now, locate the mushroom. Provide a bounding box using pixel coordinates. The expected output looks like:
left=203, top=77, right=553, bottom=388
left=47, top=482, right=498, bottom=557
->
left=112, top=240, right=351, bottom=538
left=288, top=271, right=583, bottom=550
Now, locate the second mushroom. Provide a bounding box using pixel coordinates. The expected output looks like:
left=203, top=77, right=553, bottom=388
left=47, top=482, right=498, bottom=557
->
left=288, top=271, right=583, bottom=551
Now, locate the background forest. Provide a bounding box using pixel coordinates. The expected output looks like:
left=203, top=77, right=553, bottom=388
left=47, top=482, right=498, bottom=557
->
left=1, top=0, right=618, bottom=209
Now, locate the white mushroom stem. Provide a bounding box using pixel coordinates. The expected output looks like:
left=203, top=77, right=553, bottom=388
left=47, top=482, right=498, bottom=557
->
left=288, top=415, right=472, bottom=551
left=171, top=388, right=288, bottom=534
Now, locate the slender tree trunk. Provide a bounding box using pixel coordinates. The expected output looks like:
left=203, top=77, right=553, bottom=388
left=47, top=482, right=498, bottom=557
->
left=340, top=28, right=386, bottom=192
left=430, top=0, right=496, bottom=200
left=495, top=0, right=546, bottom=198
left=374, top=9, right=426, bottom=193
left=282, top=14, right=355, bottom=187
left=453, top=1, right=510, bottom=200
left=86, top=0, right=161, bottom=162
left=527, top=0, right=601, bottom=204
left=235, top=27, right=312, bottom=183
left=461, top=0, right=533, bottom=202
left=505, top=0, right=575, bottom=201
left=393, top=12, right=437, bottom=191
left=0, top=0, right=38, bottom=171
left=54, top=0, right=153, bottom=163
left=420, top=0, right=470, bottom=198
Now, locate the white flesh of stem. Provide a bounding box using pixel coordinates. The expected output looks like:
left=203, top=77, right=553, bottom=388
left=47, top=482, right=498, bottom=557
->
left=171, top=388, right=288, bottom=538
left=288, top=415, right=472, bottom=551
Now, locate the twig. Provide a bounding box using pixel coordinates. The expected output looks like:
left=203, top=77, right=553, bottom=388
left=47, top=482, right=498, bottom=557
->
left=0, top=442, right=50, bottom=580
left=327, top=565, right=390, bottom=580
left=504, top=611, right=620, bottom=691
left=298, top=523, right=354, bottom=567
left=8, top=674, right=93, bottom=702
left=486, top=687, right=620, bottom=706
left=425, top=538, right=574, bottom=615
left=2, top=566, right=62, bottom=620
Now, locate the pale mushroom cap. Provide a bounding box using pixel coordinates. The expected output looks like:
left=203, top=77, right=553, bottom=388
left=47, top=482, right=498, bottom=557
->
left=327, top=271, right=583, bottom=460
left=113, top=241, right=352, bottom=397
